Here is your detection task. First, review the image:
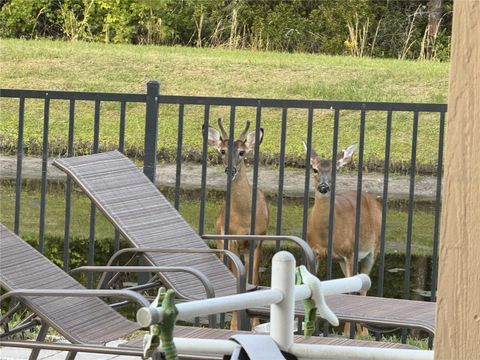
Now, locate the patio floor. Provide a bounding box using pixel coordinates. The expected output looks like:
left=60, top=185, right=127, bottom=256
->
left=0, top=340, right=139, bottom=360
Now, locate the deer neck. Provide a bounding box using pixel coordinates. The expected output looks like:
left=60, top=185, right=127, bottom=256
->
left=230, top=163, right=252, bottom=213
left=312, top=192, right=332, bottom=227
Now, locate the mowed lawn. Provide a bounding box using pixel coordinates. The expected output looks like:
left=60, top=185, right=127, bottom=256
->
left=0, top=39, right=449, bottom=171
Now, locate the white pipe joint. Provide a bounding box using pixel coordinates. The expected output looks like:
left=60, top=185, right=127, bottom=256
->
left=137, top=306, right=163, bottom=328
left=321, top=273, right=371, bottom=296
left=270, top=251, right=296, bottom=351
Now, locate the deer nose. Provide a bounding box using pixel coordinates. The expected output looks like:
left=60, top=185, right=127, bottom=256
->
left=318, top=183, right=330, bottom=194
left=225, top=167, right=237, bottom=178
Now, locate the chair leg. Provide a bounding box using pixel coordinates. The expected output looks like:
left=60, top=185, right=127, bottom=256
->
left=28, top=322, right=49, bottom=360
left=65, top=351, right=77, bottom=360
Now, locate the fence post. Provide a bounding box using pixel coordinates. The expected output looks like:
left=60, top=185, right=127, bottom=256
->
left=140, top=80, right=159, bottom=285
left=144, top=80, right=160, bottom=183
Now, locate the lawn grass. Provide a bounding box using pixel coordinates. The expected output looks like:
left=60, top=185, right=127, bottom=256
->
left=0, top=39, right=448, bottom=172
left=0, top=181, right=436, bottom=257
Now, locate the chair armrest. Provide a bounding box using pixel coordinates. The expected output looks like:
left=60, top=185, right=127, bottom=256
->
left=103, top=247, right=246, bottom=294
left=0, top=289, right=150, bottom=308
left=202, top=234, right=317, bottom=273
left=70, top=265, right=216, bottom=299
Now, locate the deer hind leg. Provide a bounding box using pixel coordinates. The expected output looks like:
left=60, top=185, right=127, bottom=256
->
left=252, top=242, right=262, bottom=286
left=247, top=242, right=264, bottom=329
left=340, top=257, right=364, bottom=336
left=359, top=252, right=376, bottom=296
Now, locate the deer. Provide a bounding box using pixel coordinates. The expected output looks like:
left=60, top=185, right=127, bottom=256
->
left=305, top=143, right=382, bottom=285
left=305, top=143, right=382, bottom=334
left=207, top=119, right=269, bottom=329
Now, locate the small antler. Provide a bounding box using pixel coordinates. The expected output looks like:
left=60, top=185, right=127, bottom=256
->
left=239, top=121, right=251, bottom=141
left=217, top=118, right=228, bottom=139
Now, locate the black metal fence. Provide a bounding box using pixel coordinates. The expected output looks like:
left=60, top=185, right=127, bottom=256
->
left=0, top=81, right=446, bottom=335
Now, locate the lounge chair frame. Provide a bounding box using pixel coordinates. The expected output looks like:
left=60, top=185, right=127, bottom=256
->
left=51, top=151, right=435, bottom=335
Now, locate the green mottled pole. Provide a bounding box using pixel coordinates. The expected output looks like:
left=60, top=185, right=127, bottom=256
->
left=143, top=288, right=179, bottom=360
left=295, top=267, right=316, bottom=337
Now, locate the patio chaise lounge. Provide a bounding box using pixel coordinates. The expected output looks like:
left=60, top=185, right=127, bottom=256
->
left=0, top=224, right=417, bottom=360
left=51, top=150, right=435, bottom=335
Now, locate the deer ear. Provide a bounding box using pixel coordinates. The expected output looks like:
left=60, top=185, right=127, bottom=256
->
left=303, top=142, right=318, bottom=166
left=245, top=128, right=264, bottom=151
left=206, top=126, right=222, bottom=148
left=337, top=144, right=357, bottom=169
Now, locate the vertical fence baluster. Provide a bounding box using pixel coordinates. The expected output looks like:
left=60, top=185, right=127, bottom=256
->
left=14, top=98, right=25, bottom=235
left=377, top=111, right=393, bottom=296
left=87, top=100, right=101, bottom=288
left=140, top=81, right=160, bottom=288
left=352, top=109, right=366, bottom=274
left=428, top=111, right=445, bottom=348
left=63, top=99, right=75, bottom=271
left=401, top=111, right=419, bottom=343
left=114, top=101, right=127, bottom=253
left=323, top=108, right=340, bottom=337
left=198, top=105, right=210, bottom=235
left=224, top=107, right=236, bottom=242
left=375, top=110, right=392, bottom=341
left=220, top=106, right=237, bottom=329
left=327, top=109, right=340, bottom=280
left=248, top=104, right=262, bottom=283
left=349, top=108, right=366, bottom=339
left=143, top=81, right=160, bottom=183
left=38, top=97, right=50, bottom=254
left=174, top=104, right=185, bottom=210
left=301, top=108, right=314, bottom=242
left=430, top=111, right=445, bottom=304
left=119, top=101, right=126, bottom=153
left=275, top=108, right=288, bottom=251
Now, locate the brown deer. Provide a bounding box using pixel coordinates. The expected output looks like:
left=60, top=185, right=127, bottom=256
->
left=305, top=143, right=382, bottom=290
left=305, top=143, right=381, bottom=335
left=206, top=118, right=269, bottom=288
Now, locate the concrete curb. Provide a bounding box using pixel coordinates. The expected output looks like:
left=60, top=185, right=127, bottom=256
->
left=0, top=156, right=438, bottom=200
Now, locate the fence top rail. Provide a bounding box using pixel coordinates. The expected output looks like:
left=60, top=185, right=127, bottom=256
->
left=159, top=95, right=448, bottom=112
left=0, top=88, right=146, bottom=103
left=0, top=88, right=448, bottom=112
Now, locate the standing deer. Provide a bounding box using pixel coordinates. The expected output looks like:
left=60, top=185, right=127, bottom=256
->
left=206, top=118, right=269, bottom=288
left=305, top=143, right=382, bottom=292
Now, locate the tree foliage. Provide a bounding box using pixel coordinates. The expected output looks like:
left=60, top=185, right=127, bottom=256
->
left=0, top=0, right=452, bottom=60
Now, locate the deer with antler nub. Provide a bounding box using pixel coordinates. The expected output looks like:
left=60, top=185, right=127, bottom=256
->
left=207, top=119, right=269, bottom=289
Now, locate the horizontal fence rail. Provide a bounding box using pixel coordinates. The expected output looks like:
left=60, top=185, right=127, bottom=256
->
left=0, top=82, right=446, bottom=343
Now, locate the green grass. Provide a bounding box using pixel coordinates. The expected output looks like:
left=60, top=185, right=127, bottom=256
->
left=0, top=39, right=448, bottom=172
left=0, top=181, right=436, bottom=257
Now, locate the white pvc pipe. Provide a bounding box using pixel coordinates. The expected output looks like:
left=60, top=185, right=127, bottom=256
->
left=174, top=338, right=237, bottom=355
left=270, top=251, right=296, bottom=351
left=320, top=274, right=371, bottom=296
left=137, top=268, right=370, bottom=327
left=289, top=343, right=434, bottom=360
left=294, top=274, right=370, bottom=302
left=137, top=288, right=283, bottom=326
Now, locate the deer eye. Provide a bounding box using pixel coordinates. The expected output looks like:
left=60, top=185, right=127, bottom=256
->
left=312, top=168, right=319, bottom=174
left=220, top=149, right=226, bottom=155
left=239, top=150, right=245, bottom=157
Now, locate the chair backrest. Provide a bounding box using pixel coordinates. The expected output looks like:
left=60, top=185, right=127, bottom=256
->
left=53, top=151, right=238, bottom=299
left=0, top=224, right=138, bottom=344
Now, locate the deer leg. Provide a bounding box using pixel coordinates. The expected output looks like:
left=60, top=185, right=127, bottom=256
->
left=252, top=242, right=262, bottom=286
left=339, top=257, right=354, bottom=278
left=227, top=241, right=241, bottom=331
left=215, top=239, right=225, bottom=262
left=359, top=252, right=375, bottom=296
left=341, top=257, right=357, bottom=336
left=347, top=252, right=374, bottom=337
left=247, top=242, right=263, bottom=329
